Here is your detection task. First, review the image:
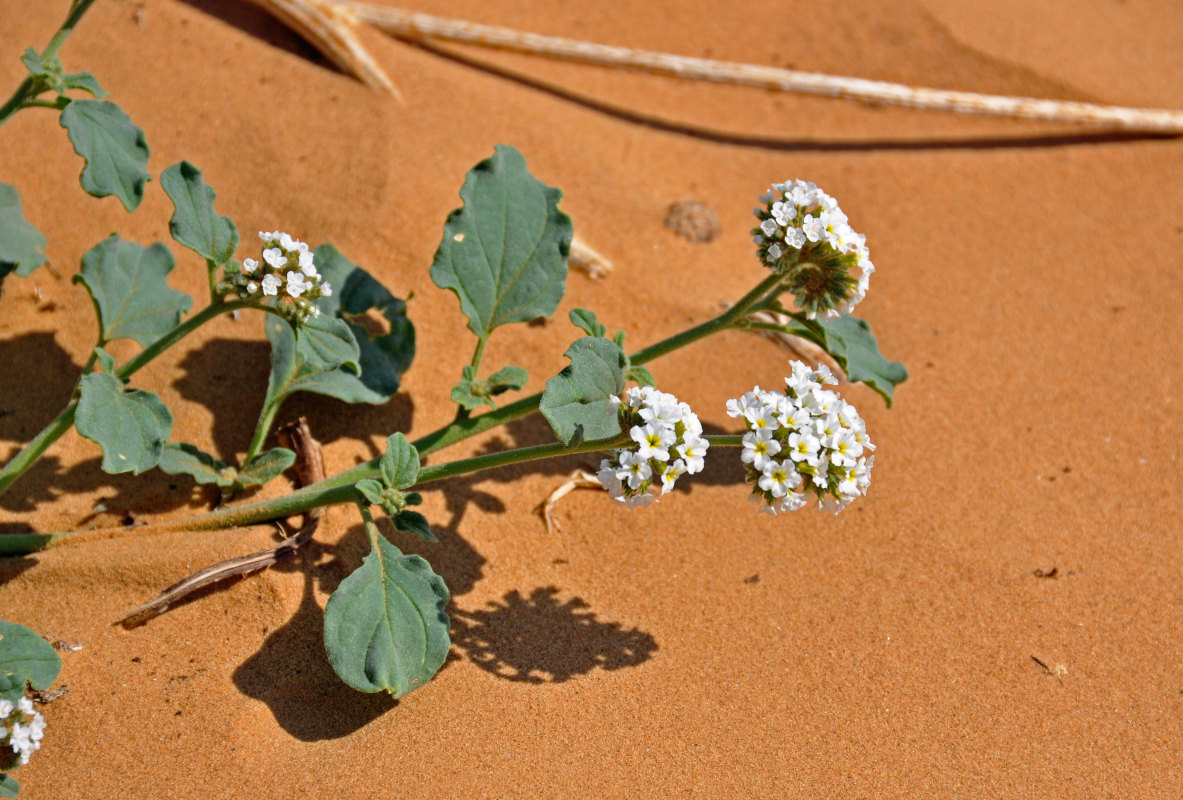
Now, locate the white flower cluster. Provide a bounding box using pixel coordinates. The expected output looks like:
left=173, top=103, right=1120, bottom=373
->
left=751, top=180, right=873, bottom=319
left=727, top=361, right=873, bottom=515
left=219, top=231, right=332, bottom=324
left=0, top=696, right=46, bottom=768
left=597, top=386, right=709, bottom=508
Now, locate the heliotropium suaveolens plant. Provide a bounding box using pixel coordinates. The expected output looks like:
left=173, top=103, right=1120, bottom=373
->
left=1, top=141, right=908, bottom=713
left=0, top=151, right=414, bottom=497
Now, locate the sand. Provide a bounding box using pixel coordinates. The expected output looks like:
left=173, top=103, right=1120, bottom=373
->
left=1, top=0, right=1181, bottom=797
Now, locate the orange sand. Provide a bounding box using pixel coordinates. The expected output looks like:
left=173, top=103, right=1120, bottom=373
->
left=1, top=1, right=1182, bottom=797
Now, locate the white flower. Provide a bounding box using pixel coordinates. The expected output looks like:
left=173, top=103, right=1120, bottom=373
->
left=261, top=273, right=281, bottom=296
left=242, top=257, right=259, bottom=274
left=616, top=450, right=652, bottom=491
left=741, top=429, right=781, bottom=472
left=758, top=459, right=799, bottom=498
left=787, top=430, right=820, bottom=464
left=320, top=281, right=333, bottom=298
left=0, top=699, right=11, bottom=718
left=286, top=270, right=313, bottom=298
left=263, top=247, right=287, bottom=269
left=676, top=435, right=709, bottom=474
left=299, top=250, right=316, bottom=273
left=16, top=698, right=32, bottom=716
left=660, top=459, right=687, bottom=494
left=631, top=422, right=674, bottom=462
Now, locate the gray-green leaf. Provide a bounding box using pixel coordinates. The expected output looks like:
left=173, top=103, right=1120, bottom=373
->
left=355, top=479, right=385, bottom=506
left=429, top=145, right=573, bottom=339
left=540, top=336, right=627, bottom=445
left=379, top=433, right=419, bottom=489
left=323, top=538, right=450, bottom=697
left=795, top=315, right=907, bottom=407
left=569, top=308, right=607, bottom=338
left=157, top=443, right=237, bottom=487
left=59, top=99, right=150, bottom=211
left=394, top=510, right=436, bottom=543
left=627, top=364, right=655, bottom=387
left=75, top=236, right=191, bottom=346
left=488, top=365, right=528, bottom=393
left=239, top=447, right=296, bottom=487
left=161, top=161, right=238, bottom=265
left=0, top=619, right=62, bottom=694
left=262, top=314, right=362, bottom=408
left=0, top=183, right=46, bottom=281
left=75, top=372, right=172, bottom=474
left=21, top=47, right=106, bottom=98
left=0, top=772, right=19, bottom=798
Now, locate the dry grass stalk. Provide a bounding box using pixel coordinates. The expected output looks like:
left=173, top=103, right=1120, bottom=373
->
left=747, top=310, right=844, bottom=380
left=536, top=469, right=601, bottom=533
left=568, top=236, right=613, bottom=279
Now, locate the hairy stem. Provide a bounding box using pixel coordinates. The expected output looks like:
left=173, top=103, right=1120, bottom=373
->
left=0, top=0, right=100, bottom=128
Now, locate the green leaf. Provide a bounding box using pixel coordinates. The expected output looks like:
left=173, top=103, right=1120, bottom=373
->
left=313, top=244, right=415, bottom=402
left=0, top=619, right=62, bottom=692
left=238, top=448, right=296, bottom=487
left=157, top=443, right=236, bottom=487
left=394, top=510, right=436, bottom=543
left=540, top=336, right=627, bottom=445
left=0, top=772, right=19, bottom=798
left=93, top=346, right=116, bottom=375
left=61, top=71, right=106, bottom=97
left=488, top=365, right=528, bottom=393
left=323, top=537, right=450, bottom=697
left=627, top=364, right=655, bottom=387
left=21, top=47, right=106, bottom=98
left=160, top=161, right=239, bottom=265
left=262, top=247, right=414, bottom=408
left=451, top=365, right=491, bottom=411
left=429, top=145, right=573, bottom=339
left=59, top=99, right=150, bottom=211
left=75, top=372, right=172, bottom=474
left=569, top=308, right=607, bottom=338
left=75, top=236, right=192, bottom=346
left=379, top=433, right=419, bottom=489
left=355, top=479, right=385, bottom=506
left=0, top=183, right=47, bottom=281
left=0, top=672, right=27, bottom=705
left=808, top=315, right=907, bottom=407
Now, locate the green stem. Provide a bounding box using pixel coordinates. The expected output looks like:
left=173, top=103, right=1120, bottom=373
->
left=0, top=0, right=99, bottom=129
left=242, top=398, right=281, bottom=467
left=704, top=434, right=745, bottom=447
left=0, top=300, right=249, bottom=500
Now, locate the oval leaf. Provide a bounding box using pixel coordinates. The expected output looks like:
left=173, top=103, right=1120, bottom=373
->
left=429, top=145, right=573, bottom=338
left=0, top=183, right=46, bottom=281
left=323, top=538, right=450, bottom=697
left=75, top=236, right=192, bottom=346
left=161, top=161, right=239, bottom=265
left=313, top=244, right=415, bottom=402
left=394, top=510, right=436, bottom=543
left=379, top=433, right=419, bottom=489
left=75, top=372, right=172, bottom=474
left=569, top=308, right=607, bottom=338
left=540, top=337, right=627, bottom=445
left=157, top=442, right=236, bottom=487
left=59, top=99, right=150, bottom=211
left=795, top=315, right=908, bottom=407
left=238, top=447, right=296, bottom=487
left=0, top=619, right=62, bottom=692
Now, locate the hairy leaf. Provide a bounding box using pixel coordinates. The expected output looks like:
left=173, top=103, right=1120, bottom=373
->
left=355, top=479, right=385, bottom=506
left=161, top=161, right=238, bottom=265
left=75, top=372, right=172, bottom=474
left=0, top=619, right=62, bottom=693
left=323, top=538, right=450, bottom=697
left=791, top=315, right=907, bottom=407
left=569, top=308, right=606, bottom=338
left=627, top=364, right=655, bottom=388
left=488, top=365, right=528, bottom=393
left=158, top=443, right=236, bottom=487
left=59, top=99, right=150, bottom=210
left=379, top=433, right=419, bottom=489
left=262, top=314, right=362, bottom=408
left=540, top=336, right=627, bottom=445
left=21, top=48, right=106, bottom=98
left=430, top=145, right=573, bottom=339
left=394, top=510, right=436, bottom=543
left=0, top=183, right=46, bottom=281
left=0, top=672, right=26, bottom=706
left=75, top=236, right=191, bottom=346
left=239, top=448, right=296, bottom=487
left=0, top=772, right=18, bottom=798
left=314, top=244, right=414, bottom=402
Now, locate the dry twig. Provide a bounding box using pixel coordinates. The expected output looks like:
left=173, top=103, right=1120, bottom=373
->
left=536, top=469, right=601, bottom=533
left=746, top=309, right=843, bottom=379
left=116, top=418, right=326, bottom=627
left=250, top=0, right=1183, bottom=133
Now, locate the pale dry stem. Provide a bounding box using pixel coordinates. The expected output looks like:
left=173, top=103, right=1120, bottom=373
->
left=536, top=468, right=601, bottom=533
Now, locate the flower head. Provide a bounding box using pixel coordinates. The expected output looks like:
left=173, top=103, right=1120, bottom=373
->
left=751, top=180, right=872, bottom=319
left=727, top=360, right=873, bottom=515
left=1, top=691, right=46, bottom=769
left=597, top=386, right=708, bottom=508
left=217, top=231, right=333, bottom=324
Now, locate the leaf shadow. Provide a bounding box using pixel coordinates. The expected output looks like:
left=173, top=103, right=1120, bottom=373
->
left=172, top=338, right=415, bottom=463
left=0, top=333, right=79, bottom=443
left=0, top=554, right=38, bottom=588
left=452, top=586, right=657, bottom=684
